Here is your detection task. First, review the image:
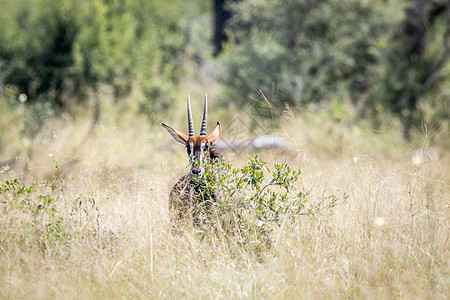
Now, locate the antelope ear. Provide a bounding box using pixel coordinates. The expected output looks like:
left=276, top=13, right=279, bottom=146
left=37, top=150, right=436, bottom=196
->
left=208, top=121, right=221, bottom=144
left=161, top=123, right=188, bottom=145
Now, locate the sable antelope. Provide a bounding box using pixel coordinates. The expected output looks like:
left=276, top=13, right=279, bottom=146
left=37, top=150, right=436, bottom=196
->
left=161, top=95, right=221, bottom=225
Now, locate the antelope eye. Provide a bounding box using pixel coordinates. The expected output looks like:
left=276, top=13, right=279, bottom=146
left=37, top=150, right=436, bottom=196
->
left=204, top=142, right=209, bottom=151
left=186, top=144, right=191, bottom=155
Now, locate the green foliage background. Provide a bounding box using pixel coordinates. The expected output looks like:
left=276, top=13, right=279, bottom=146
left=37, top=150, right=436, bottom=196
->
left=219, top=0, right=449, bottom=134
left=0, top=0, right=192, bottom=112
left=0, top=0, right=449, bottom=137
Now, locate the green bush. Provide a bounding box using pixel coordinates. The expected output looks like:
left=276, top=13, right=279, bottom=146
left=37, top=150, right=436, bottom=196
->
left=0, top=176, right=109, bottom=256
left=191, top=156, right=348, bottom=255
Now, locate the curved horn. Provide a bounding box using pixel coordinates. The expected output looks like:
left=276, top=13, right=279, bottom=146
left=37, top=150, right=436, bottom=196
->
left=187, top=95, right=195, bottom=137
left=200, top=94, right=207, bottom=136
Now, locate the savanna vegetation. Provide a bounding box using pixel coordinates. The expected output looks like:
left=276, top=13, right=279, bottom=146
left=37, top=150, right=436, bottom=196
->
left=1, top=0, right=449, bottom=298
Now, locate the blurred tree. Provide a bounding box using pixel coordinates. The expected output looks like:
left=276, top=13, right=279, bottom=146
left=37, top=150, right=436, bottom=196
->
left=218, top=0, right=450, bottom=138
left=0, top=0, right=191, bottom=115
left=218, top=0, right=381, bottom=116
left=0, top=0, right=82, bottom=108
left=374, top=0, right=450, bottom=139
left=213, top=0, right=235, bottom=56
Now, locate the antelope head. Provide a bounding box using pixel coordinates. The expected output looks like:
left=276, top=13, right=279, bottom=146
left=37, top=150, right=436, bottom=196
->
left=161, top=95, right=221, bottom=176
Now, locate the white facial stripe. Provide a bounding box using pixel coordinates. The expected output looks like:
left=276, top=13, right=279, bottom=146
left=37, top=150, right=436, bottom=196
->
left=189, top=143, right=194, bottom=156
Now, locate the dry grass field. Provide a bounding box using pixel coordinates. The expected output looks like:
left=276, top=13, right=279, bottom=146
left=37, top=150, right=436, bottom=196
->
left=0, top=102, right=449, bottom=299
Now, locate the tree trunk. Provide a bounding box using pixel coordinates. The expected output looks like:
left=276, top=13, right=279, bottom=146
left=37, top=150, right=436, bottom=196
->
left=213, top=0, right=232, bottom=56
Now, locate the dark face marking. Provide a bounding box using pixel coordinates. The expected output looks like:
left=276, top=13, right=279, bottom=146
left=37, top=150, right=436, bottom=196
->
left=186, top=136, right=209, bottom=175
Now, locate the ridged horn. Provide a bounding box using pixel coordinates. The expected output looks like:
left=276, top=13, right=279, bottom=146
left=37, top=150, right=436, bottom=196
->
left=200, top=94, right=207, bottom=136
left=187, top=95, right=195, bottom=137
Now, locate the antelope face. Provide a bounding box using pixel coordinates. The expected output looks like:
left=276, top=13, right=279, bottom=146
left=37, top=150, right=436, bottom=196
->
left=161, top=95, right=221, bottom=176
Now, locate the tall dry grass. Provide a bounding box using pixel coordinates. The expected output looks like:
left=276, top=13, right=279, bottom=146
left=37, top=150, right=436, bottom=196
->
left=0, top=103, right=448, bottom=299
